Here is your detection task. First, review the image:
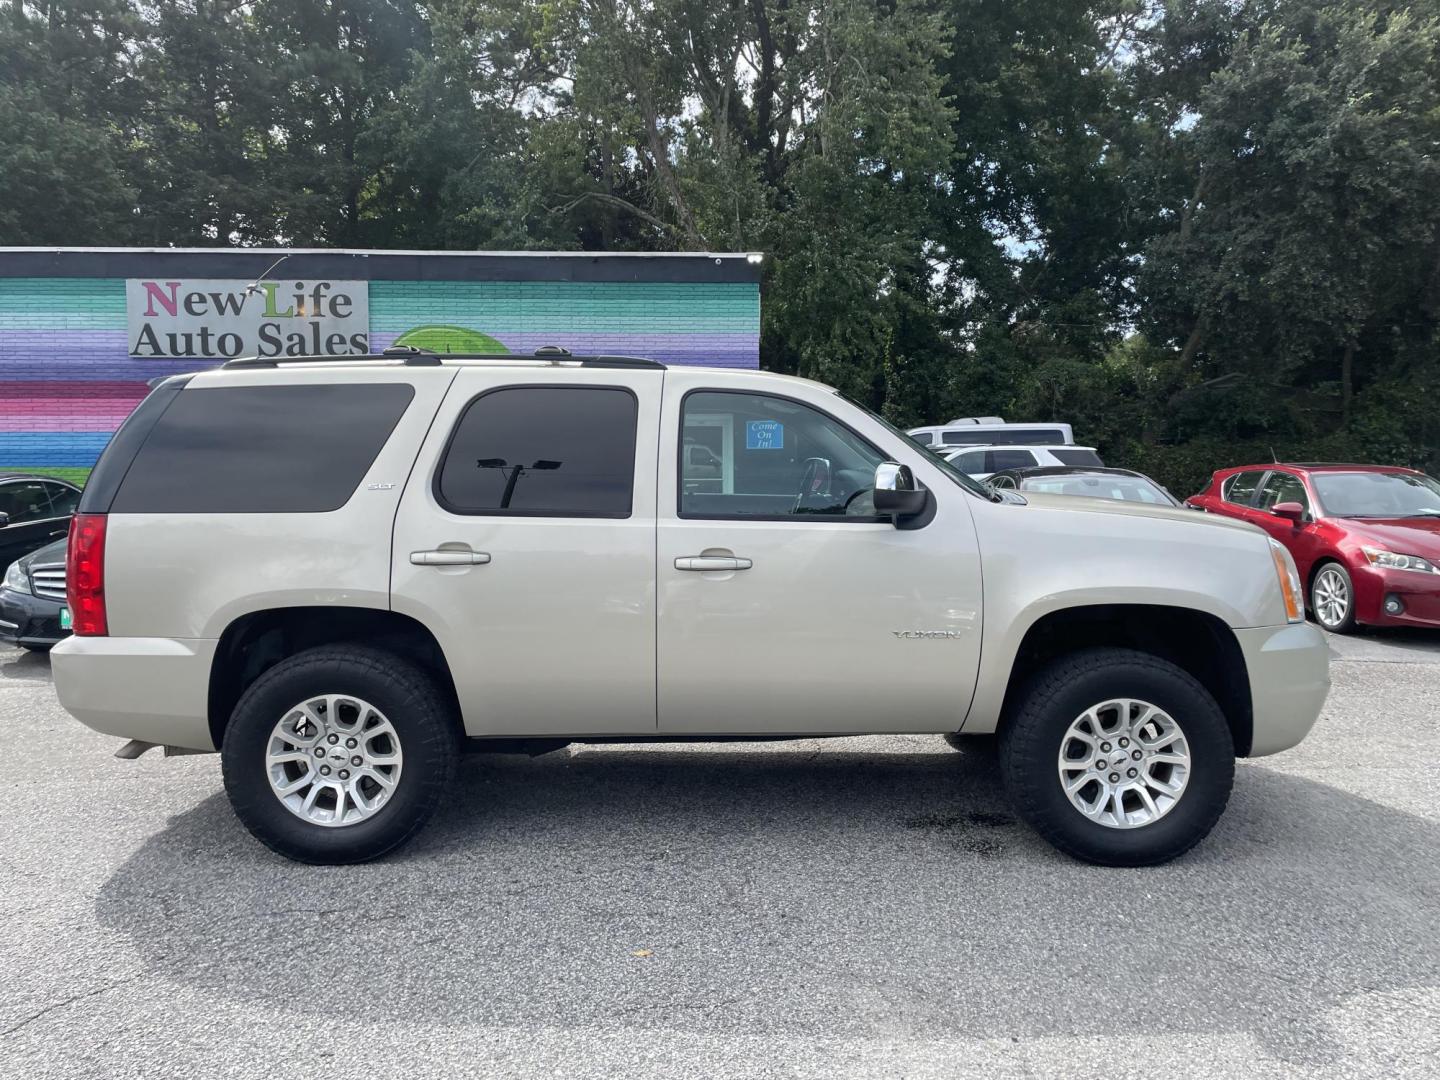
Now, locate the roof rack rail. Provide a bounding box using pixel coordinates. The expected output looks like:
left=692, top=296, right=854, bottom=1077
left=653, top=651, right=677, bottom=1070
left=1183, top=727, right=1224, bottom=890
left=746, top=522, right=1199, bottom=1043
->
left=223, top=346, right=442, bottom=369
left=221, top=347, right=666, bottom=371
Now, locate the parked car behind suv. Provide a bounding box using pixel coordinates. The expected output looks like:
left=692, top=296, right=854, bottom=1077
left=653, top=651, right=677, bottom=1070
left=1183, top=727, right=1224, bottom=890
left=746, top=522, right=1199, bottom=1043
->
left=908, top=418, right=1075, bottom=450
left=1, top=537, right=68, bottom=651
left=0, top=474, right=79, bottom=568
left=52, top=350, right=1329, bottom=867
left=987, top=466, right=1181, bottom=507
left=1188, top=463, right=1440, bottom=632
left=943, top=444, right=1103, bottom=480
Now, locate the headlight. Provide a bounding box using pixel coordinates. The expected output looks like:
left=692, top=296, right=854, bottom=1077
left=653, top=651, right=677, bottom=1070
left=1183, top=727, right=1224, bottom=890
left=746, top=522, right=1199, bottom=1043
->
left=2, top=559, right=28, bottom=594
left=1268, top=539, right=1304, bottom=623
left=1362, top=547, right=1438, bottom=574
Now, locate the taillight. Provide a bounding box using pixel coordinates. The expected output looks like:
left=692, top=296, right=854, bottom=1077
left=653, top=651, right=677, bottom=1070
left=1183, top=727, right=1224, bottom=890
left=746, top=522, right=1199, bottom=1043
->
left=67, top=513, right=108, bottom=636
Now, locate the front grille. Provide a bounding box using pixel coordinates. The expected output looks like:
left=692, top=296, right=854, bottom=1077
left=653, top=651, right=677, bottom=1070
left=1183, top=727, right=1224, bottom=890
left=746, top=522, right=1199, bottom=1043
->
left=30, top=564, right=66, bottom=602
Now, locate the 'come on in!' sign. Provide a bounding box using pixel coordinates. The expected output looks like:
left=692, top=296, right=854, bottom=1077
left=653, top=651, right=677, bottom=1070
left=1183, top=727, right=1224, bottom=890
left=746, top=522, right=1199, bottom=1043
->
left=746, top=420, right=784, bottom=450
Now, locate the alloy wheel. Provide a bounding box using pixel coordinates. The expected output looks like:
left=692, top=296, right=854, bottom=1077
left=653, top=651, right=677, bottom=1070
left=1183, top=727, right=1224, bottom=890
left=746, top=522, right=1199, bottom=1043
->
left=1056, top=698, right=1191, bottom=829
left=1313, top=567, right=1350, bottom=629
left=265, top=695, right=404, bottom=827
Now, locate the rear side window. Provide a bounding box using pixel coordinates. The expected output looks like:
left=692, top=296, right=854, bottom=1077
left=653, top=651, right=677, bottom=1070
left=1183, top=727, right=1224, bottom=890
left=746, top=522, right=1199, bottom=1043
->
left=1051, top=448, right=1102, bottom=467
left=1222, top=470, right=1265, bottom=505
left=987, top=449, right=1038, bottom=471
left=436, top=386, right=637, bottom=517
left=953, top=450, right=987, bottom=473
left=111, top=384, right=414, bottom=513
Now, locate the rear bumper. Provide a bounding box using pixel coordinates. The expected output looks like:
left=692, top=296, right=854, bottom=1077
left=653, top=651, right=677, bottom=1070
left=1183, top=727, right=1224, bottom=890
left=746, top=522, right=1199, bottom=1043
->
left=50, top=635, right=218, bottom=751
left=0, top=587, right=66, bottom=648
left=1236, top=622, right=1331, bottom=756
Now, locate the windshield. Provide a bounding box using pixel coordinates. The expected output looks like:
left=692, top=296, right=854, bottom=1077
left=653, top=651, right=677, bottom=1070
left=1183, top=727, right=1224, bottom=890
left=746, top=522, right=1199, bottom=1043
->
left=838, top=394, right=997, bottom=500
left=1311, top=471, right=1440, bottom=518
left=1020, top=474, right=1175, bottom=505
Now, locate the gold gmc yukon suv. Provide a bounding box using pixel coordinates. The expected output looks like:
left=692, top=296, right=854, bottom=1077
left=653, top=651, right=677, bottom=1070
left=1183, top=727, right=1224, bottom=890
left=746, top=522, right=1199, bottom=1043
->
left=51, top=349, right=1330, bottom=866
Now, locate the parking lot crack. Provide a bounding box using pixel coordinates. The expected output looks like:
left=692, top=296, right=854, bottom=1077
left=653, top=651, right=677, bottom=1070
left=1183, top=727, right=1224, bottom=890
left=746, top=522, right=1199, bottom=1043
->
left=1, top=976, right=140, bottom=1039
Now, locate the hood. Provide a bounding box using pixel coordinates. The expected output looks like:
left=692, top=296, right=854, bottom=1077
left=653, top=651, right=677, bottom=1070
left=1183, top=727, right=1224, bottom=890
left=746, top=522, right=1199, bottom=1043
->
left=1016, top=491, right=1262, bottom=535
left=1339, top=516, right=1440, bottom=558
left=18, top=538, right=67, bottom=570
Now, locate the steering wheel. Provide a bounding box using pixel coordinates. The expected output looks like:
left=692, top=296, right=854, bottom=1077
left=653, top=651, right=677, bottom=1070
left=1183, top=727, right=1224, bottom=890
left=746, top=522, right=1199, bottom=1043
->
left=842, top=487, right=876, bottom=516
left=793, top=457, right=833, bottom=513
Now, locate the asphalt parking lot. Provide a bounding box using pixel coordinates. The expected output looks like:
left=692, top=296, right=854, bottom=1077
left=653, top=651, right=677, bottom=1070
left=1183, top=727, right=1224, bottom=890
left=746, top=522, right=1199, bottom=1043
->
left=2, top=631, right=1438, bottom=1079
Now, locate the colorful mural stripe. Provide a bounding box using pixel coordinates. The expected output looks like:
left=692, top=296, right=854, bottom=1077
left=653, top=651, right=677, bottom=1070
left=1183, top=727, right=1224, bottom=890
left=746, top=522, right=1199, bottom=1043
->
left=0, top=268, right=761, bottom=475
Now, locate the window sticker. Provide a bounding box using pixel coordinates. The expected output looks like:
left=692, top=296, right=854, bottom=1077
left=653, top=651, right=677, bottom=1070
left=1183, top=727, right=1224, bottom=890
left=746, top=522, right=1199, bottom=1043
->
left=746, top=420, right=784, bottom=450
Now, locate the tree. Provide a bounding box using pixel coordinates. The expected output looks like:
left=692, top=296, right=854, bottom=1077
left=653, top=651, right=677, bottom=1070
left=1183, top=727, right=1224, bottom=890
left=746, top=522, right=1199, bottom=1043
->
left=0, top=0, right=146, bottom=243
left=1137, top=2, right=1440, bottom=442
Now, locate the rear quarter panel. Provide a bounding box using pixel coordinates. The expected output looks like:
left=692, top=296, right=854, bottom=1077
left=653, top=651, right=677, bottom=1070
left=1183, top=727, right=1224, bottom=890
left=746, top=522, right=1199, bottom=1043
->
left=102, top=368, right=456, bottom=639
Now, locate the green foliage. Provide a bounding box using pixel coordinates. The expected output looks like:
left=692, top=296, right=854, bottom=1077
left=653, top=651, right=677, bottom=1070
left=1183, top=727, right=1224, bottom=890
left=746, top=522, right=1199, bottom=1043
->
left=1, top=0, right=1436, bottom=479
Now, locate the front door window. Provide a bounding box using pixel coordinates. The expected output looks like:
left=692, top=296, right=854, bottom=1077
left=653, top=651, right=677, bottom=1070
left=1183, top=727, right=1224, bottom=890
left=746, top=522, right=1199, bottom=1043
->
left=679, top=391, right=887, bottom=519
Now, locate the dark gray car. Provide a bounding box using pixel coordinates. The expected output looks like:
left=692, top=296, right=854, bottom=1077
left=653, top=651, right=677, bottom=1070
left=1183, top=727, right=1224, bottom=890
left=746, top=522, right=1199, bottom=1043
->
left=1, top=537, right=68, bottom=651
left=0, top=475, right=79, bottom=567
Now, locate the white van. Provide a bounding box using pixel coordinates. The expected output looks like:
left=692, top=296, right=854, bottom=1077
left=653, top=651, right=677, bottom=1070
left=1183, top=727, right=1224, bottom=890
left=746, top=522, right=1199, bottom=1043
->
left=908, top=417, right=1075, bottom=449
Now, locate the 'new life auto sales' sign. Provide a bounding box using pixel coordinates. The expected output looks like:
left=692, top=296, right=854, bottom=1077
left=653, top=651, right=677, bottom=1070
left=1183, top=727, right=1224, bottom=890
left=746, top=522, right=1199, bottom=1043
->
left=126, top=279, right=370, bottom=359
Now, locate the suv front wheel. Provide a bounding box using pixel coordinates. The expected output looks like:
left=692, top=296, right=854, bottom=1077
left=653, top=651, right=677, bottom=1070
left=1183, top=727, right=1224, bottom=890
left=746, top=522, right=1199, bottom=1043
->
left=221, top=645, right=459, bottom=864
left=999, top=647, right=1235, bottom=867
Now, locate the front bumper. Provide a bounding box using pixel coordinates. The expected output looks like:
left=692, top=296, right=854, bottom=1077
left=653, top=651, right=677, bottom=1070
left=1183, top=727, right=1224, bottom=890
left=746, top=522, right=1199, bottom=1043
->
left=0, top=586, right=66, bottom=648
left=1351, top=564, right=1440, bottom=628
left=1235, top=622, right=1331, bottom=756
left=50, top=635, right=219, bottom=751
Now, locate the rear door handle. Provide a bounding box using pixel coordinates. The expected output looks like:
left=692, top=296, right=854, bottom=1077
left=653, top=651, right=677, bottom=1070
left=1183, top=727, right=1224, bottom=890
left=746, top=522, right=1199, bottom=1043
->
left=410, top=550, right=491, bottom=566
left=674, top=556, right=752, bottom=572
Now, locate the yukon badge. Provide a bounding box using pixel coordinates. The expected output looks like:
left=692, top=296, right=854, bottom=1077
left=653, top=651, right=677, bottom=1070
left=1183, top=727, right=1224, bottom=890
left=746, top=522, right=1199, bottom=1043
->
left=892, top=630, right=965, bottom=640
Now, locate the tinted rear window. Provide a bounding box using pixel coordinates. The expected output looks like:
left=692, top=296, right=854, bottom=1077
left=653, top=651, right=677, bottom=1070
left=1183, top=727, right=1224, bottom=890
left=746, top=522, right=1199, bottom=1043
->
left=111, top=384, right=414, bottom=513
left=1051, top=448, right=1102, bottom=466
left=941, top=428, right=1067, bottom=446
left=987, top=449, right=1039, bottom=471
left=436, top=386, right=637, bottom=516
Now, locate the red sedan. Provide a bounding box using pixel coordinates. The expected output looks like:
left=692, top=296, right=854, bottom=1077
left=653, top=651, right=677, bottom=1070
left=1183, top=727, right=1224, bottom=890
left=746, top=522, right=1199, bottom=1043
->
left=1187, top=464, right=1440, bottom=632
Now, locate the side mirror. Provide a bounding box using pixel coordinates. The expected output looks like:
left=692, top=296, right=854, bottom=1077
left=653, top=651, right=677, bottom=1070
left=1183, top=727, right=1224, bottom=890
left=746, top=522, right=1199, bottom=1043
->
left=0, top=511, right=9, bottom=528
left=873, top=462, right=927, bottom=521
left=1272, top=501, right=1306, bottom=524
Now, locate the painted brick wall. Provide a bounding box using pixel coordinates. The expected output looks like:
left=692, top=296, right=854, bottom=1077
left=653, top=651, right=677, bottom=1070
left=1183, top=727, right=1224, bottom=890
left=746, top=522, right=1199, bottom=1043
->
left=0, top=267, right=761, bottom=482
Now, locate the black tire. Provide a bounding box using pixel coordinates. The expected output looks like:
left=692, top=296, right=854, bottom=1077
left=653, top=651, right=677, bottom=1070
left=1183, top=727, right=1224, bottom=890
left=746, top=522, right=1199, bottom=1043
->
left=998, top=647, right=1235, bottom=867
left=220, top=645, right=459, bottom=864
left=1309, top=560, right=1357, bottom=634
left=942, top=731, right=997, bottom=753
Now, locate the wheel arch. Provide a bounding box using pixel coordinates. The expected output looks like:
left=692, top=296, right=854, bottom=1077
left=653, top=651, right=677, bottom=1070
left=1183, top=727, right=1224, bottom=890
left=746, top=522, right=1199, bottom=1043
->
left=208, top=606, right=461, bottom=750
left=986, top=604, right=1254, bottom=757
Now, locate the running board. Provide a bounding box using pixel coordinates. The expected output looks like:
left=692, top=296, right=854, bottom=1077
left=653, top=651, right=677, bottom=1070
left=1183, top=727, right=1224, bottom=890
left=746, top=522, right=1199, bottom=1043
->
left=114, top=740, right=212, bottom=759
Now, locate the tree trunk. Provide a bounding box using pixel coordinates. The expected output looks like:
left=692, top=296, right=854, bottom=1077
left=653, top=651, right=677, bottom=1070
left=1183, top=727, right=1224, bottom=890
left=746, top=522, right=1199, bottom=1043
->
left=1179, top=169, right=1208, bottom=246
left=1178, top=321, right=1206, bottom=367
left=1341, top=342, right=1355, bottom=427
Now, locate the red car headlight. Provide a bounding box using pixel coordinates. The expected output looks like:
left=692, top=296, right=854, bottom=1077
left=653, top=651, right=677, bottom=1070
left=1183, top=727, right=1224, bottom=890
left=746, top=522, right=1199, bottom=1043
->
left=1362, top=547, right=1439, bottom=574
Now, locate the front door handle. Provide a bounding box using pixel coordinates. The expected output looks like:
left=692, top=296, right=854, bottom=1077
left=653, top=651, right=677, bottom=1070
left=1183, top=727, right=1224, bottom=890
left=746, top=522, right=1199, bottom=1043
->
left=411, top=549, right=491, bottom=566
left=674, top=556, right=752, bottom=572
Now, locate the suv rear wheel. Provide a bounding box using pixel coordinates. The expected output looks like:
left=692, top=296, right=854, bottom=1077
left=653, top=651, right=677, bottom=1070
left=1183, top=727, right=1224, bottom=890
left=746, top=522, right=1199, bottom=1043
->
left=999, top=647, right=1235, bottom=867
left=221, top=645, right=459, bottom=864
